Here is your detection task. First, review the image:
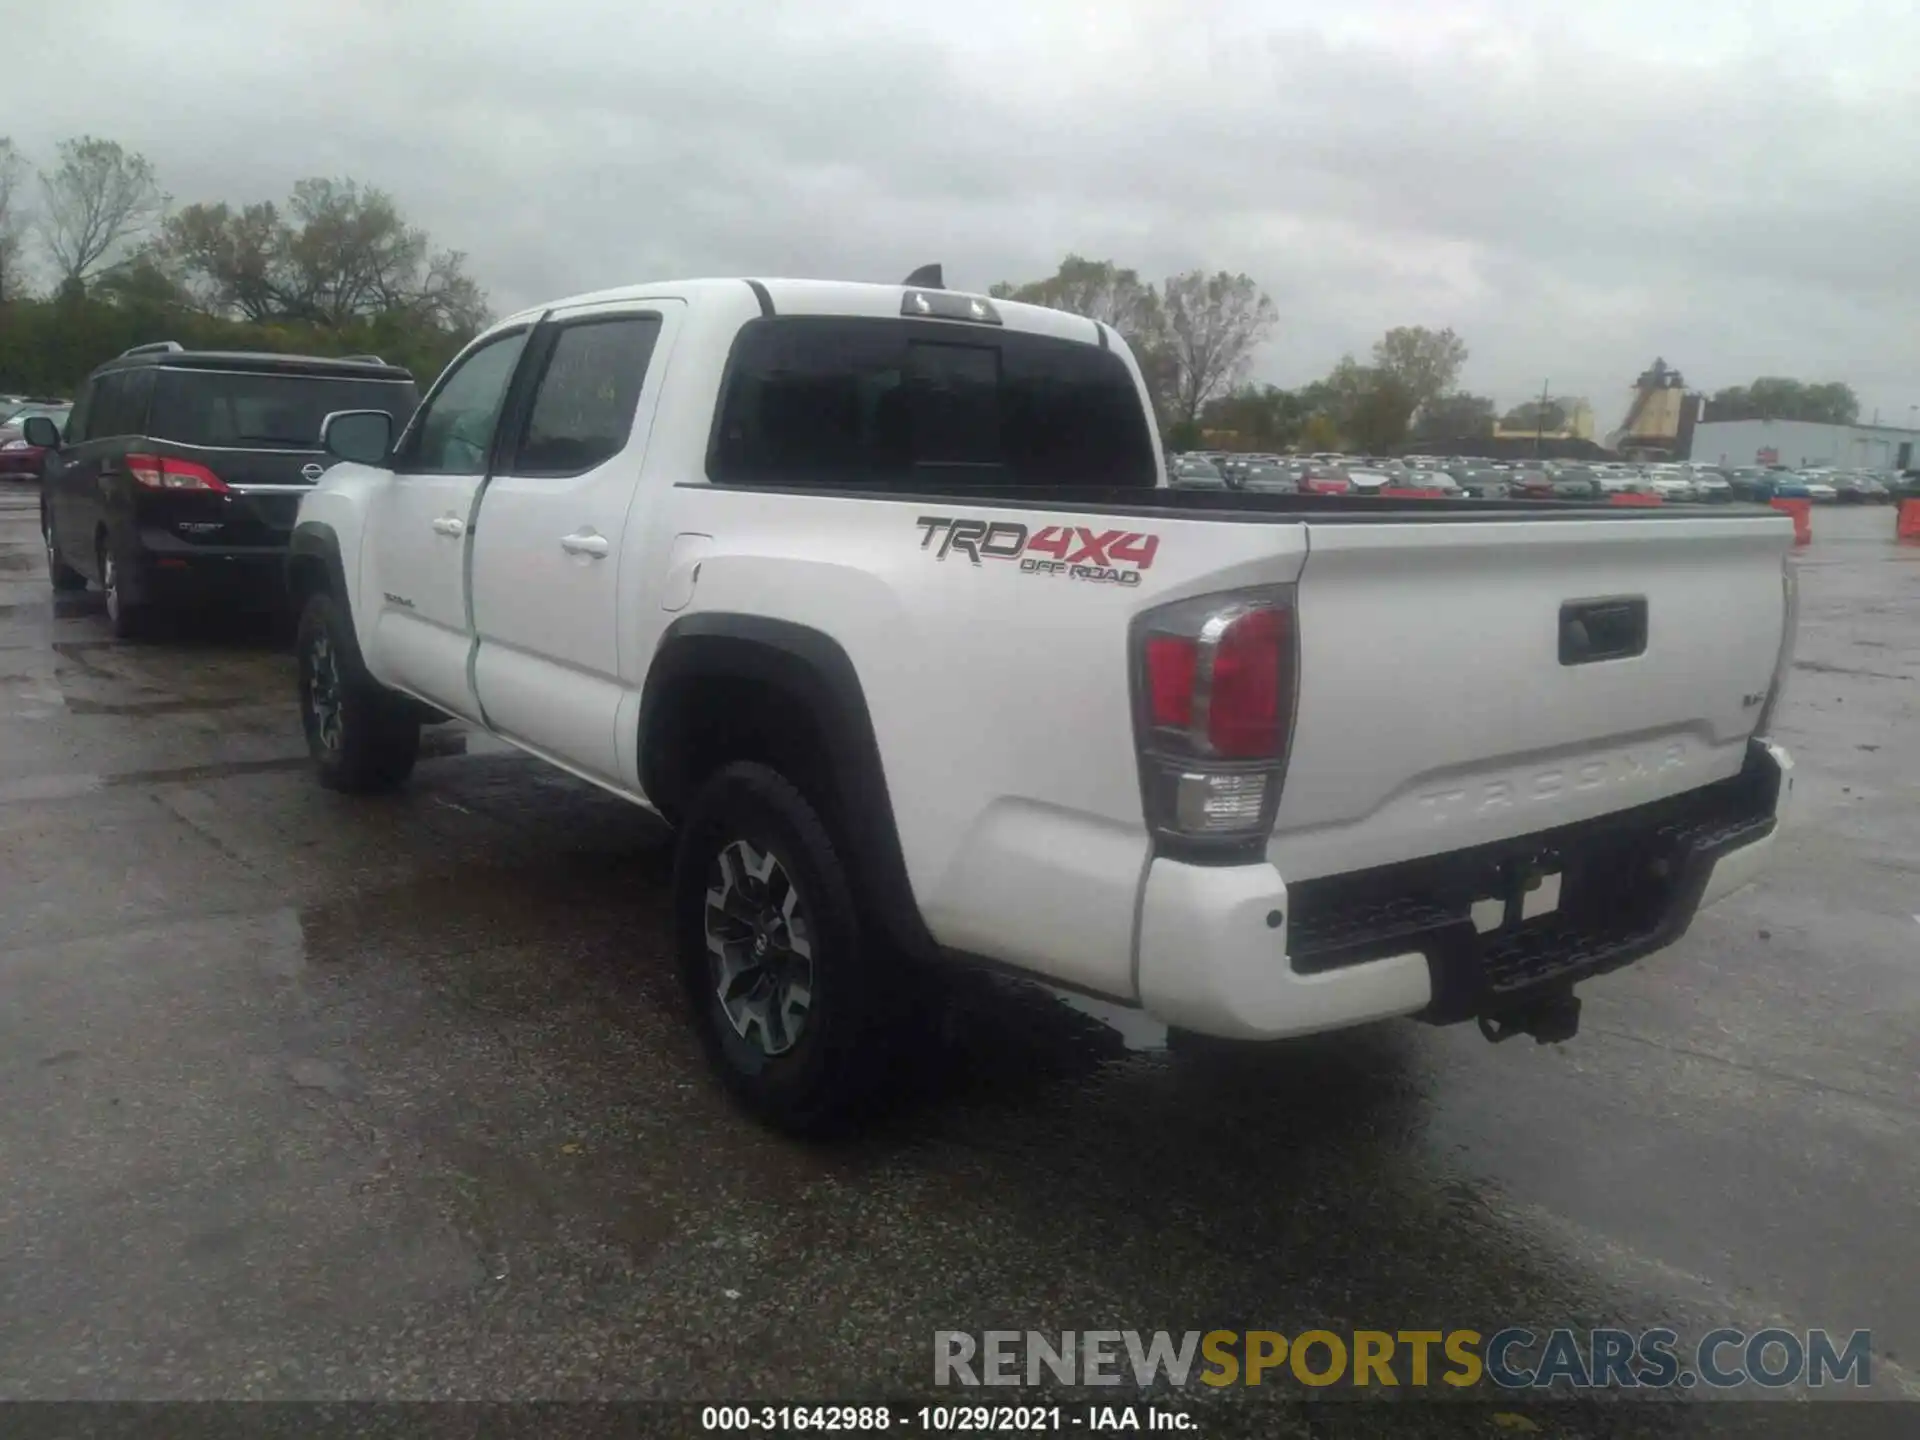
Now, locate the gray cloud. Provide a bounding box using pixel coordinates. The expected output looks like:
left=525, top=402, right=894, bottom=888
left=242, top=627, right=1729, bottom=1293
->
left=13, top=0, right=1920, bottom=422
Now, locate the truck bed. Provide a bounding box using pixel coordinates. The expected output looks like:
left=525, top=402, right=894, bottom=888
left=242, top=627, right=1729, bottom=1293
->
left=676, top=478, right=1770, bottom=524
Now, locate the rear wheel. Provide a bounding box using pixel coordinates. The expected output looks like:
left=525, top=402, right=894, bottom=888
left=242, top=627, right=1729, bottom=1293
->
left=297, top=591, right=420, bottom=793
left=43, top=510, right=85, bottom=592
left=98, top=537, right=147, bottom=639
left=674, top=762, right=890, bottom=1136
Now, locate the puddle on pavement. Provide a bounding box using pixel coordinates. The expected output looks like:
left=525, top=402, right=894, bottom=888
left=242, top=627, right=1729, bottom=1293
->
left=1794, top=658, right=1914, bottom=681
left=64, top=696, right=266, bottom=718
left=0, top=733, right=469, bottom=805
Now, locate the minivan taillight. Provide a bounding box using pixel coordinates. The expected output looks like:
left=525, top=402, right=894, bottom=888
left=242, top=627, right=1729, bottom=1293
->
left=127, top=453, right=228, bottom=493
left=1133, top=587, right=1298, bottom=847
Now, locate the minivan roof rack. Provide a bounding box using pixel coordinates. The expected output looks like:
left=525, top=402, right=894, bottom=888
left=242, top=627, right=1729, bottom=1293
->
left=338, top=353, right=386, bottom=365
left=120, top=341, right=184, bottom=357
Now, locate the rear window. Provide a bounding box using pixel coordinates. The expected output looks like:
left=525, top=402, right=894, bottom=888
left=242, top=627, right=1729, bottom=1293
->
left=149, top=369, right=420, bottom=449
left=707, top=317, right=1156, bottom=490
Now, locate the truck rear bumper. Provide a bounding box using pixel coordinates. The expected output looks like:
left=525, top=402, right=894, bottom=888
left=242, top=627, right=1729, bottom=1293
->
left=1137, top=740, right=1791, bottom=1041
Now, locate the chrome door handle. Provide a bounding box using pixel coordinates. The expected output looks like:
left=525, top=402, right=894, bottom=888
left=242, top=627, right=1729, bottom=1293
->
left=560, top=531, right=609, bottom=558
left=432, top=516, right=465, bottom=537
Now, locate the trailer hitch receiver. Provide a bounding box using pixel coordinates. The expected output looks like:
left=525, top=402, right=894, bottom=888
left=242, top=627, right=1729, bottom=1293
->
left=1479, top=990, right=1582, bottom=1045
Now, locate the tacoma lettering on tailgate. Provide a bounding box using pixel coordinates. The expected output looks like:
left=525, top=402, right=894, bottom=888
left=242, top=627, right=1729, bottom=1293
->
left=1416, top=742, right=1692, bottom=822
left=915, top=516, right=1160, bottom=587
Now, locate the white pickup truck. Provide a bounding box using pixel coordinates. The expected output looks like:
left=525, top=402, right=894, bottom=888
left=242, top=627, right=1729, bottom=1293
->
left=290, top=273, right=1798, bottom=1133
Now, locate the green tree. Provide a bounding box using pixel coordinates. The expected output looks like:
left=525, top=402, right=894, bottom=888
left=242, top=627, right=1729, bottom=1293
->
left=1309, top=355, right=1415, bottom=450
left=164, top=179, right=487, bottom=332
left=1710, top=378, right=1860, bottom=425
left=1345, top=372, right=1417, bottom=452
left=36, top=136, right=167, bottom=286
left=1298, top=414, right=1341, bottom=451
left=1199, top=383, right=1311, bottom=450
left=1371, top=326, right=1468, bottom=416
left=1502, top=397, right=1571, bottom=432
left=1412, top=391, right=1496, bottom=442
left=1164, top=418, right=1203, bottom=452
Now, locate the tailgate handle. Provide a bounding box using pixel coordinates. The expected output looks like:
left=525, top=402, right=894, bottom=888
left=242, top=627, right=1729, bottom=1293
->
left=1559, top=597, right=1647, bottom=665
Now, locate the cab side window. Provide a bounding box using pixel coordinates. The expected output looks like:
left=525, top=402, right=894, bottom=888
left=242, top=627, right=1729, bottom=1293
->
left=394, top=331, right=529, bottom=475
left=508, top=316, right=662, bottom=476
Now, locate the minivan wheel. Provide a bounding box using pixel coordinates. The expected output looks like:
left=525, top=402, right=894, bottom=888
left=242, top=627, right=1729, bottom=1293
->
left=674, top=762, right=889, bottom=1136
left=98, top=539, right=147, bottom=638
left=297, top=592, right=420, bottom=794
left=44, top=512, right=85, bottom=592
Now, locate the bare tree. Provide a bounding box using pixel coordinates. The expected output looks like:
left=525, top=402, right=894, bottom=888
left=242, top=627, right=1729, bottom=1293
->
left=0, top=137, right=27, bottom=302
left=163, top=200, right=283, bottom=320
left=1158, top=270, right=1277, bottom=424
left=36, top=136, right=167, bottom=286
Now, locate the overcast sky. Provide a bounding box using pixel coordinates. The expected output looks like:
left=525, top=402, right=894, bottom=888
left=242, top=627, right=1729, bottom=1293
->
left=12, top=0, right=1920, bottom=427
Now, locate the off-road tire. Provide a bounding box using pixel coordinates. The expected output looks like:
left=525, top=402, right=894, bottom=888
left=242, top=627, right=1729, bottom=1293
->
left=674, top=761, right=890, bottom=1136
left=297, top=591, right=420, bottom=794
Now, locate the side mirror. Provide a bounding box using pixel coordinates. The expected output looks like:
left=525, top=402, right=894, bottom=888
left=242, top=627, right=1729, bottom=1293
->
left=21, top=415, right=62, bottom=450
left=320, top=409, right=393, bottom=467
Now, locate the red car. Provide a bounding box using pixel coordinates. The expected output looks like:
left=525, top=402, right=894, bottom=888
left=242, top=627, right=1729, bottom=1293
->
left=1298, top=464, right=1352, bottom=495
left=0, top=400, right=71, bottom=482
left=1507, top=466, right=1556, bottom=499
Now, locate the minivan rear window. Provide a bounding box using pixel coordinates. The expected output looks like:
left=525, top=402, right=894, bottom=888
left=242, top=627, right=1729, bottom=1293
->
left=707, top=317, right=1157, bottom=490
left=149, top=369, right=421, bottom=449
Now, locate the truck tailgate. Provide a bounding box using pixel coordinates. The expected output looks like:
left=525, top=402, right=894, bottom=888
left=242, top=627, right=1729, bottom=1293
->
left=1269, top=514, right=1792, bottom=881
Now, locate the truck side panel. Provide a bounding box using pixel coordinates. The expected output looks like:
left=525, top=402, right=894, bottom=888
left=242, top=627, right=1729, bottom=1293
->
left=631, top=487, right=1311, bottom=997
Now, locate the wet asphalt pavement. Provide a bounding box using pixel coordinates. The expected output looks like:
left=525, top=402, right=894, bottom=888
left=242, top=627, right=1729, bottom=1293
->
left=0, top=488, right=1915, bottom=1437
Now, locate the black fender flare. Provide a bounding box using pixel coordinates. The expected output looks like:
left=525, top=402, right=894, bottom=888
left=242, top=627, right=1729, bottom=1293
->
left=639, top=613, right=935, bottom=961
left=287, top=520, right=351, bottom=611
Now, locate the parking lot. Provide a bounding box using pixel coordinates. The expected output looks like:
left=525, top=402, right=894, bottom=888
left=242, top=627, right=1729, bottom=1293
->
left=0, top=488, right=1915, bottom=1431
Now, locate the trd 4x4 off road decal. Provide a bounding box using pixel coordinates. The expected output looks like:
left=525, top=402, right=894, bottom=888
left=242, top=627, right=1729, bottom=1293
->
left=915, top=516, right=1160, bottom=587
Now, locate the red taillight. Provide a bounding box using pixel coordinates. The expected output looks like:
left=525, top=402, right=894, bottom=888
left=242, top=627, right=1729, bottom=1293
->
left=1134, top=588, right=1298, bottom=843
left=1146, top=636, right=1197, bottom=728
left=126, top=453, right=228, bottom=493
left=1207, top=607, right=1287, bottom=758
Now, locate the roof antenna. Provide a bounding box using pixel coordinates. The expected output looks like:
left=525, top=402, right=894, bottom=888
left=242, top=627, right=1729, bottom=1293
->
left=902, top=263, right=944, bottom=289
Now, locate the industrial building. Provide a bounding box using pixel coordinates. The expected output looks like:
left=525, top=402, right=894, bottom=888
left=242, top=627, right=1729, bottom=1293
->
left=1689, top=418, right=1920, bottom=472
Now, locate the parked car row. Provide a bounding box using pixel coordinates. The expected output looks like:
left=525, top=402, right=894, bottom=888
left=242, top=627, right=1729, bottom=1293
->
left=1173, top=448, right=1909, bottom=506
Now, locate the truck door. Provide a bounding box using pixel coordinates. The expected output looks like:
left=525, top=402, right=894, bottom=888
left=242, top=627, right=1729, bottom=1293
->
left=360, top=328, right=530, bottom=719
left=469, top=301, right=678, bottom=783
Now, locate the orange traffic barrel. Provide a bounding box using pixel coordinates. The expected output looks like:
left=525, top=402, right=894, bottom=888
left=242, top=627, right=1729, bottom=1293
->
left=1898, top=498, right=1920, bottom=542
left=1770, top=496, right=1812, bottom=545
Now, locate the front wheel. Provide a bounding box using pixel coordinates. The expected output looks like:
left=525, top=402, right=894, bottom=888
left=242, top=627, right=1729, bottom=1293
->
left=297, top=592, right=420, bottom=794
left=674, top=762, right=889, bottom=1136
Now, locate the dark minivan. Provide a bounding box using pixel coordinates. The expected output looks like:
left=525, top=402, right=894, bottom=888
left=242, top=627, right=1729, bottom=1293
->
left=33, top=343, right=419, bottom=636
